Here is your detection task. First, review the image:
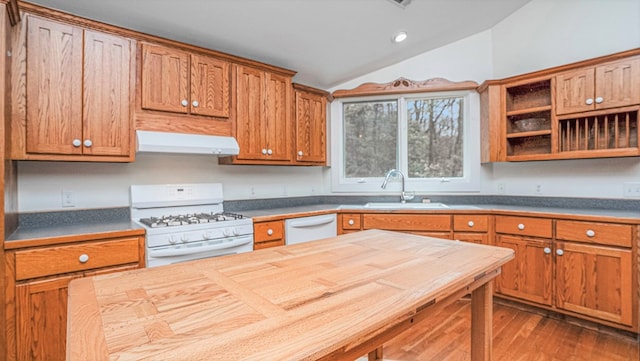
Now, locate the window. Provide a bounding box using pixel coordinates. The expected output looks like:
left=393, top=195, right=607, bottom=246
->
left=331, top=90, right=480, bottom=193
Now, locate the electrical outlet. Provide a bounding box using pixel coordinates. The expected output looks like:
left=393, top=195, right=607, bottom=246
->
left=61, top=191, right=75, bottom=207
left=535, top=184, right=542, bottom=194
left=623, top=182, right=640, bottom=197
left=497, top=183, right=506, bottom=194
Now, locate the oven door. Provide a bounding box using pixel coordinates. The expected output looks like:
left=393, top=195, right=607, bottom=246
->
left=146, top=235, right=253, bottom=268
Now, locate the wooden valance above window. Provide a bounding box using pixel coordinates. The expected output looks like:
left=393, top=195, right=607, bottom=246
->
left=331, top=77, right=479, bottom=98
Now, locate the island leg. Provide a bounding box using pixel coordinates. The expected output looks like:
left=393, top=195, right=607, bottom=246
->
left=471, top=280, right=493, bottom=361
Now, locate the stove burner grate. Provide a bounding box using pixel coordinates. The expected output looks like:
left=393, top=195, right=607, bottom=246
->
left=139, top=212, right=245, bottom=228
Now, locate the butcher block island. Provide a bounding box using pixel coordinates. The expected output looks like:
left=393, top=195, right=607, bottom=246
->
left=67, top=229, right=514, bottom=361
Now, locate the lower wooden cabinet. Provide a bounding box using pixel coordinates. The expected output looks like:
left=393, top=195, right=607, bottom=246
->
left=555, top=241, right=633, bottom=326
left=5, top=234, right=145, bottom=361
left=453, top=214, right=491, bottom=244
left=495, top=235, right=553, bottom=306
left=362, top=213, right=452, bottom=239
left=253, top=220, right=285, bottom=249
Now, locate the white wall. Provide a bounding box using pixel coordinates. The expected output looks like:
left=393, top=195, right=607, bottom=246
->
left=492, top=0, right=640, bottom=78
left=18, top=155, right=328, bottom=212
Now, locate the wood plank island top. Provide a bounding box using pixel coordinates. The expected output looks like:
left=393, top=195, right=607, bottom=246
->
left=67, top=229, right=514, bottom=361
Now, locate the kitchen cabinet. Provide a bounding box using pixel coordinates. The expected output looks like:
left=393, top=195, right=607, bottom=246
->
left=555, top=57, right=640, bottom=115
left=362, top=213, right=452, bottom=239
left=140, top=43, right=230, bottom=118
left=479, top=49, right=640, bottom=162
left=293, top=84, right=328, bottom=164
left=494, top=216, right=553, bottom=305
left=5, top=235, right=145, bottom=361
left=453, top=214, right=491, bottom=245
left=554, top=220, right=634, bottom=327
left=339, top=213, right=362, bottom=234
left=226, top=64, right=293, bottom=164
left=253, top=220, right=285, bottom=250
left=20, top=15, right=134, bottom=161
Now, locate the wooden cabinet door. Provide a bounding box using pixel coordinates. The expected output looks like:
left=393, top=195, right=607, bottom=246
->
left=16, top=275, right=78, bottom=361
left=26, top=16, right=83, bottom=155
left=555, top=241, right=633, bottom=326
left=235, top=65, right=267, bottom=160
left=141, top=43, right=189, bottom=113
left=295, top=89, right=326, bottom=163
left=190, top=54, right=230, bottom=117
left=594, top=57, right=640, bottom=111
left=83, top=30, right=133, bottom=157
left=264, top=72, right=292, bottom=161
left=495, top=235, right=553, bottom=306
left=555, top=68, right=595, bottom=115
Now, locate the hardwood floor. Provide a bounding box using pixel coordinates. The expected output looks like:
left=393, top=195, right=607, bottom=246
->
left=370, top=299, right=639, bottom=361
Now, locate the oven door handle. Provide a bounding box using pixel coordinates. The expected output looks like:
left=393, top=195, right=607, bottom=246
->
left=148, top=236, right=253, bottom=258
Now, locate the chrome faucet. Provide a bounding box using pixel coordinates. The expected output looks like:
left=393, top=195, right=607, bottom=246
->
left=381, top=169, right=414, bottom=203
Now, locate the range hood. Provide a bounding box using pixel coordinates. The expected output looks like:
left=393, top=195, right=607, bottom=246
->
left=136, top=130, right=240, bottom=156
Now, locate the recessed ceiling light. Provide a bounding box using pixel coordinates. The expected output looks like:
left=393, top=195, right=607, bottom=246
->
left=392, top=31, right=408, bottom=43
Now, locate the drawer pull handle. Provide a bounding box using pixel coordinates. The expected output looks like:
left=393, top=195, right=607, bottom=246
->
left=267, top=229, right=273, bottom=236
left=586, top=229, right=595, bottom=237
left=348, top=219, right=355, bottom=225
left=556, top=249, right=564, bottom=256
left=467, top=221, right=474, bottom=227
left=543, top=247, right=551, bottom=254
left=517, top=223, right=525, bottom=230
left=78, top=254, right=89, bottom=263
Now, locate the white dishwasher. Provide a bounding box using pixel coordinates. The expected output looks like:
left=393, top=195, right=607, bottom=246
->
left=285, top=214, right=337, bottom=245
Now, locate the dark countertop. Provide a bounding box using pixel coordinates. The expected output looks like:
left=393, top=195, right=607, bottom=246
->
left=243, top=203, right=640, bottom=222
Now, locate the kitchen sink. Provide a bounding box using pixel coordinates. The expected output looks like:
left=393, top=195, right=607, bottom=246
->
left=364, top=202, right=450, bottom=209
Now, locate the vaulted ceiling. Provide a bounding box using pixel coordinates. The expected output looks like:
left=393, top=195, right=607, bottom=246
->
left=26, top=0, right=531, bottom=89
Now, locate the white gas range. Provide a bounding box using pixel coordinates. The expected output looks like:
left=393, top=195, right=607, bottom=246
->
left=130, top=183, right=253, bottom=268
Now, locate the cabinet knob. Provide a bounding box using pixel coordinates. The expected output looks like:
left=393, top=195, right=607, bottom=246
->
left=348, top=219, right=355, bottom=225
left=72, top=139, right=82, bottom=147
left=595, top=97, right=603, bottom=104
left=181, top=99, right=188, bottom=107
left=267, top=149, right=273, bottom=155
left=83, top=139, right=92, bottom=147
left=585, top=98, right=594, bottom=105
left=586, top=229, right=595, bottom=237
left=517, top=223, right=525, bottom=230
left=298, top=150, right=304, bottom=157
left=261, top=149, right=268, bottom=155
left=467, top=221, right=474, bottom=227
left=267, top=229, right=273, bottom=236
left=556, top=249, right=564, bottom=256
left=192, top=100, right=199, bottom=108
left=78, top=254, right=89, bottom=263
left=543, top=247, right=551, bottom=254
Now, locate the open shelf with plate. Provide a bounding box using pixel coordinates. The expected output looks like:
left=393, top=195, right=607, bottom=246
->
left=504, top=79, right=553, bottom=158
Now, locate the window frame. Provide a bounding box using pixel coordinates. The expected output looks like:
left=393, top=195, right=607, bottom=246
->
left=330, top=89, right=481, bottom=194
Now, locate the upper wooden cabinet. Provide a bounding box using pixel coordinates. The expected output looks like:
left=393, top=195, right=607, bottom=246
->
left=221, top=64, right=293, bottom=164
left=16, top=15, right=135, bottom=161
left=480, top=49, right=640, bottom=162
left=556, top=57, right=640, bottom=115
left=140, top=43, right=230, bottom=118
left=293, top=84, right=328, bottom=164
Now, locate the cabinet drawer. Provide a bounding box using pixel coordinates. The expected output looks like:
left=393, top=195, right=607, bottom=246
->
left=341, top=213, right=362, bottom=230
left=495, top=216, right=552, bottom=238
left=253, top=221, right=284, bottom=242
left=454, top=232, right=489, bottom=245
left=556, top=220, right=633, bottom=247
left=453, top=215, right=489, bottom=232
left=363, top=214, right=450, bottom=232
left=15, top=238, right=140, bottom=281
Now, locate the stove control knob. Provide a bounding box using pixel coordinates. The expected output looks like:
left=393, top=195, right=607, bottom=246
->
left=203, top=231, right=213, bottom=240
left=168, top=236, right=178, bottom=244
left=232, top=228, right=239, bottom=236
left=180, top=234, right=189, bottom=243
left=223, top=228, right=233, bottom=237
